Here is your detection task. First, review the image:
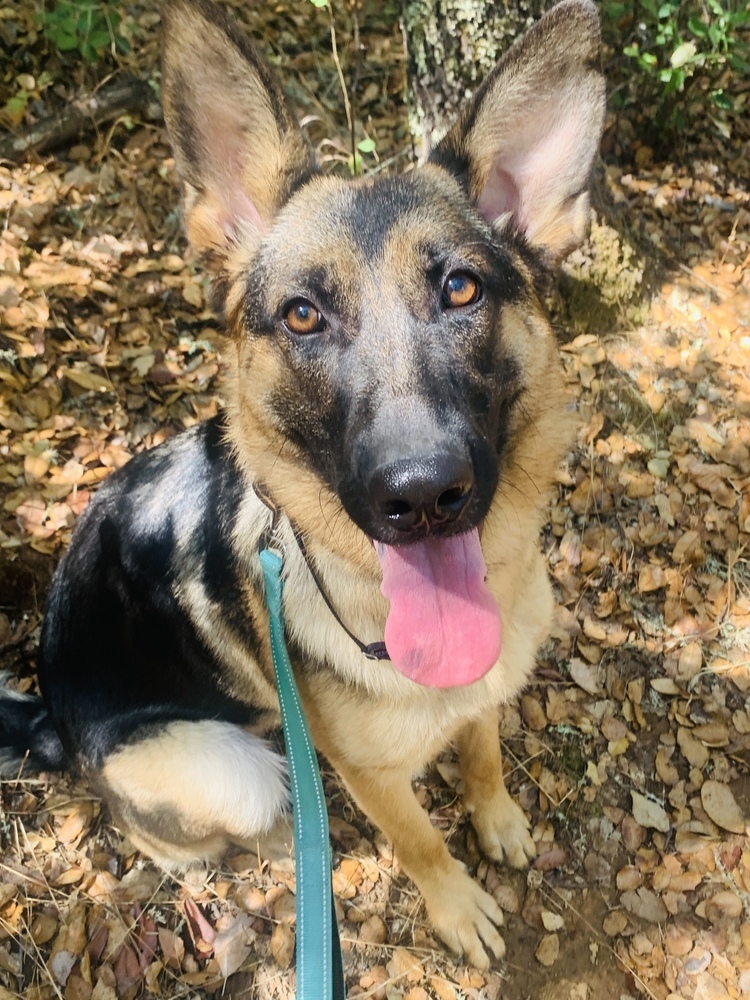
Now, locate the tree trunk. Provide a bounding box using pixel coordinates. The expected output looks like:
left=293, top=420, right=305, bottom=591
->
left=401, top=0, right=552, bottom=154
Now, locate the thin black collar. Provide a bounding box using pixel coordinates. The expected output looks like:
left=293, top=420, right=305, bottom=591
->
left=254, top=483, right=390, bottom=662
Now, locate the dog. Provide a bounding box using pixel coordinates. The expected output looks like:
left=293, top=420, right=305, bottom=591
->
left=0, top=0, right=605, bottom=969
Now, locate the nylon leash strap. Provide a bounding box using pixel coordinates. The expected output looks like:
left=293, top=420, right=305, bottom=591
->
left=259, top=548, right=346, bottom=1000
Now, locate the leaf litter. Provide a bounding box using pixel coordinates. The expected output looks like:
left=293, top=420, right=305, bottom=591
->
left=1, top=1, right=749, bottom=998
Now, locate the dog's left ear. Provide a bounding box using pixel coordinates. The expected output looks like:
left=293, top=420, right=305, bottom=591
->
left=161, top=0, right=316, bottom=264
left=431, top=0, right=606, bottom=264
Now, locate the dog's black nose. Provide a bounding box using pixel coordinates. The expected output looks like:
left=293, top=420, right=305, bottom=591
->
left=367, top=452, right=474, bottom=533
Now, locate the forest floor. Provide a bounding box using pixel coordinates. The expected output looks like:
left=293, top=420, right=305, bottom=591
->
left=1, top=2, right=749, bottom=999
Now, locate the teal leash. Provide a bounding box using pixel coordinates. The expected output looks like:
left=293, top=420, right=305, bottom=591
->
left=259, top=548, right=346, bottom=1000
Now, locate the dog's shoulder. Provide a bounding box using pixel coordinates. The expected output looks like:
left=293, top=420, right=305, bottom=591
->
left=57, top=416, right=242, bottom=575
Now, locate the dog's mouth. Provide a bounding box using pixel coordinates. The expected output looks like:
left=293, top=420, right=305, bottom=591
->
left=374, top=527, right=501, bottom=688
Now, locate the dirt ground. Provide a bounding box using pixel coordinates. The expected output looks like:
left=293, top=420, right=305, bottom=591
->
left=0, top=2, right=749, bottom=999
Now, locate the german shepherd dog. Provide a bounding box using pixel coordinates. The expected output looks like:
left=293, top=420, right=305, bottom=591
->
left=1, top=0, right=605, bottom=968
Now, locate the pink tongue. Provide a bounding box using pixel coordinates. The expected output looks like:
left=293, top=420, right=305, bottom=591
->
left=376, top=529, right=502, bottom=688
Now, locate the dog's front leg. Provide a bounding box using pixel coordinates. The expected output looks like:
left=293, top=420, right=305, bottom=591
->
left=333, top=757, right=506, bottom=969
left=456, top=709, right=536, bottom=869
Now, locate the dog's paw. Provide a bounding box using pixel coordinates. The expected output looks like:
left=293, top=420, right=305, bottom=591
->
left=424, top=864, right=505, bottom=970
left=470, top=793, right=536, bottom=869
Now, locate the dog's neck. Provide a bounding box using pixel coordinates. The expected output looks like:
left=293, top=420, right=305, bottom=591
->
left=253, top=481, right=390, bottom=662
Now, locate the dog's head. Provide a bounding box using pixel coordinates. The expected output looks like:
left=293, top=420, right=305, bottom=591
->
left=161, top=0, right=605, bottom=685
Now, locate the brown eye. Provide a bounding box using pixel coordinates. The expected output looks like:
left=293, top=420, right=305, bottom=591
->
left=442, top=272, right=481, bottom=309
left=283, top=299, right=325, bottom=335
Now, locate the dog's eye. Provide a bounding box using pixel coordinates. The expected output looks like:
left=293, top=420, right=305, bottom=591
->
left=283, top=299, right=326, bottom=335
left=442, top=272, right=481, bottom=309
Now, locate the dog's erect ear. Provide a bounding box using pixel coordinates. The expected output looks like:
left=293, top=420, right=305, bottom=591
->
left=431, top=0, right=605, bottom=264
left=161, top=0, right=316, bottom=261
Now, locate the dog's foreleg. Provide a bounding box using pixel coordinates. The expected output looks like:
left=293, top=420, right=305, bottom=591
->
left=332, top=757, right=506, bottom=969
left=456, top=709, right=536, bottom=869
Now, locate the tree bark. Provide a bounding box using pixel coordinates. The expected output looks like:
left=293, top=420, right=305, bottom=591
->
left=401, top=0, right=552, bottom=154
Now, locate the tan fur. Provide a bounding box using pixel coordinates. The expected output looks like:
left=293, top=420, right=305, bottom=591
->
left=99, top=719, right=289, bottom=867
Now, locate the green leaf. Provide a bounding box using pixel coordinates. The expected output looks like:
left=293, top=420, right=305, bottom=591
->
left=727, top=52, right=750, bottom=73
left=357, top=138, right=376, bottom=154
left=664, top=66, right=686, bottom=93
left=4, top=92, right=30, bottom=126
left=56, top=32, right=80, bottom=50
left=670, top=40, right=697, bottom=66
left=687, top=17, right=707, bottom=37
left=309, top=0, right=327, bottom=6
left=88, top=29, right=111, bottom=49
left=711, top=89, right=733, bottom=109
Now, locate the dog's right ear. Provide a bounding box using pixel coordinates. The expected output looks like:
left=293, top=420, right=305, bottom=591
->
left=430, top=0, right=605, bottom=265
left=161, top=0, right=316, bottom=263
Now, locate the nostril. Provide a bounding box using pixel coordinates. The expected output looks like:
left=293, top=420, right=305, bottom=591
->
left=382, top=499, right=413, bottom=519
left=437, top=484, right=471, bottom=512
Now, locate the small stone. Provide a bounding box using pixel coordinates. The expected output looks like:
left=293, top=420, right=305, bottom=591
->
left=535, top=933, right=560, bottom=967
left=358, top=915, right=387, bottom=944
left=521, top=693, right=548, bottom=731
left=492, top=884, right=519, bottom=912
left=602, top=910, right=628, bottom=936
left=541, top=910, right=565, bottom=931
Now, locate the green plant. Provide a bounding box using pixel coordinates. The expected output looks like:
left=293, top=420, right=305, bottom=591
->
left=603, top=0, right=750, bottom=138
left=37, top=0, right=127, bottom=62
